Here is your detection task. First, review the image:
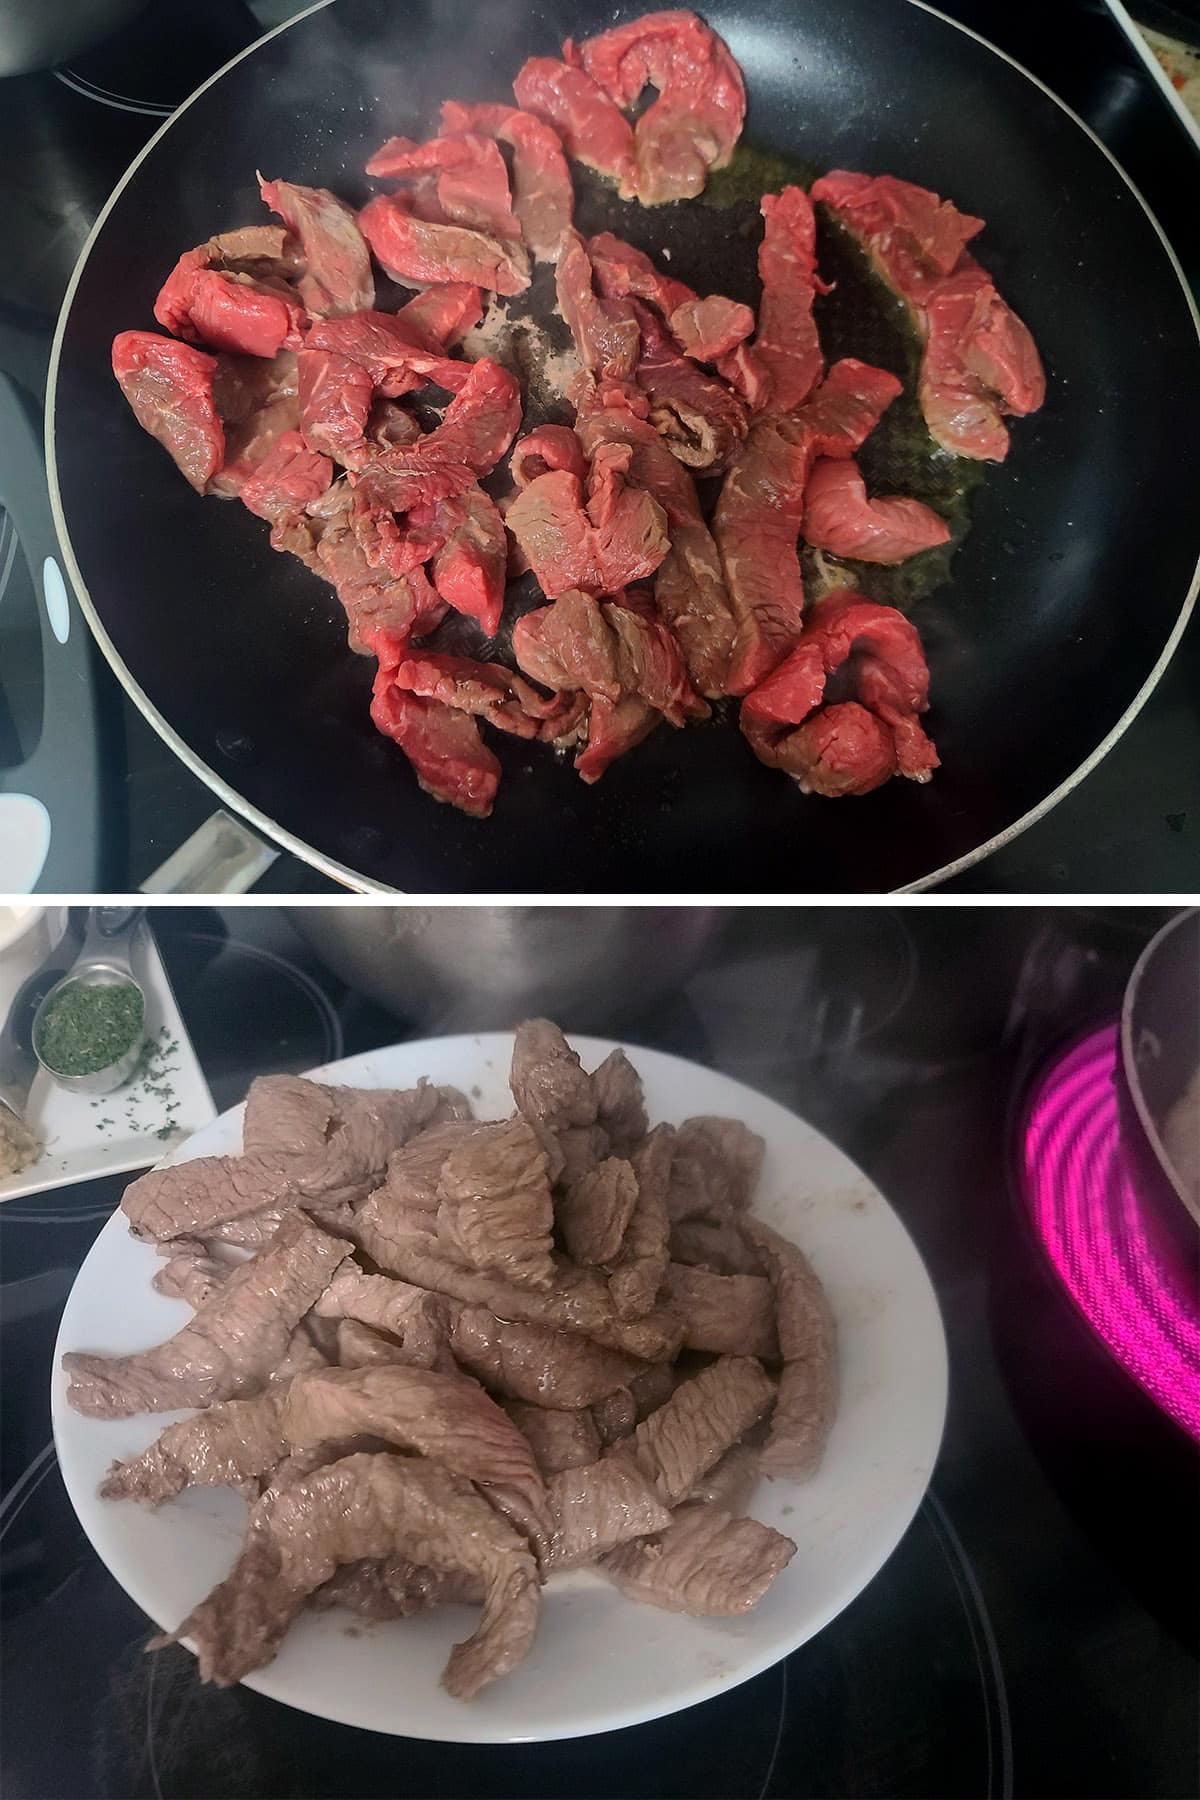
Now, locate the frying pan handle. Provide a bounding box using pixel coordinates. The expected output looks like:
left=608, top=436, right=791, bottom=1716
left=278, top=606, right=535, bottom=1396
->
left=0, top=371, right=105, bottom=891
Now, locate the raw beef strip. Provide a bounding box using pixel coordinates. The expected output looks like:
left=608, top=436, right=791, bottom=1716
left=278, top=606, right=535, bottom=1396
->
left=371, top=1226, right=684, bottom=1361
left=358, top=193, right=530, bottom=294
left=426, top=485, right=508, bottom=636
left=630, top=300, right=747, bottom=473
left=313, top=1558, right=484, bottom=1619
left=283, top=1365, right=551, bottom=1556
left=369, top=681, right=501, bottom=819
left=314, top=1267, right=452, bottom=1368
left=513, top=56, right=637, bottom=192
left=395, top=282, right=484, bottom=348
left=511, top=424, right=587, bottom=488
left=311, top=502, right=449, bottom=663
left=111, top=332, right=224, bottom=493
left=919, top=258, right=1045, bottom=461
left=513, top=591, right=705, bottom=730
left=296, top=348, right=375, bottom=467
left=575, top=397, right=734, bottom=698
left=388, top=653, right=582, bottom=745
left=666, top=1264, right=779, bottom=1358
left=506, top=1402, right=601, bottom=1474
left=591, top=1049, right=648, bottom=1155
left=435, top=1116, right=555, bottom=1289
left=571, top=10, right=746, bottom=204
left=575, top=693, right=661, bottom=783
left=307, top=308, right=465, bottom=393
left=607, top=1124, right=672, bottom=1321
left=209, top=349, right=301, bottom=495
left=666, top=1116, right=765, bottom=1220
left=367, top=134, right=521, bottom=243
left=352, top=358, right=522, bottom=514
left=258, top=176, right=375, bottom=317
left=810, top=170, right=1043, bottom=459
left=546, top=1456, right=671, bottom=1567
left=604, top=1503, right=794, bottom=1612
left=504, top=451, right=670, bottom=598
left=155, top=262, right=307, bottom=359
left=714, top=359, right=902, bottom=694
left=238, top=430, right=332, bottom=522
left=440, top=101, right=573, bottom=260
left=62, top=1217, right=351, bottom=1417
left=101, top=1391, right=288, bottom=1504
left=554, top=228, right=641, bottom=384
left=587, top=231, right=753, bottom=362
left=743, top=1219, right=838, bottom=1480
left=559, top=1158, right=639, bottom=1265
left=450, top=1307, right=648, bottom=1408
left=168, top=1452, right=539, bottom=1699
left=725, top=186, right=827, bottom=417
left=740, top=591, right=939, bottom=795
left=803, top=457, right=950, bottom=563
left=625, top=1354, right=775, bottom=1505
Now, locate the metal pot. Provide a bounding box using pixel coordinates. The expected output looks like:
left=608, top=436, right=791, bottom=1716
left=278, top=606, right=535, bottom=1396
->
left=1118, top=908, right=1200, bottom=1237
left=0, top=0, right=149, bottom=77
left=286, top=906, right=725, bottom=1034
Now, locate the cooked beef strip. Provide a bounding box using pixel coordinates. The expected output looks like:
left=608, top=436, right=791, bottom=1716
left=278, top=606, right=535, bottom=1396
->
left=603, top=1504, right=794, bottom=1614
left=436, top=1116, right=555, bottom=1289
left=313, top=1267, right=452, bottom=1369
left=283, top=1365, right=551, bottom=1559
left=312, top=1558, right=484, bottom=1619
left=335, top=1319, right=409, bottom=1369
left=166, top=1452, right=539, bottom=1699
left=504, top=1402, right=601, bottom=1474
left=558, top=1157, right=638, bottom=1265
left=122, top=1078, right=467, bottom=1243
left=591, top=1386, right=637, bottom=1446
left=625, top=1355, right=775, bottom=1505
left=628, top=1358, right=677, bottom=1419
left=376, top=1228, right=682, bottom=1361
left=669, top=1209, right=763, bottom=1276
left=607, top=1125, right=672, bottom=1321
left=509, top=1021, right=599, bottom=1165
left=100, top=1391, right=288, bottom=1505
left=449, top=1305, right=649, bottom=1407
left=743, top=1220, right=837, bottom=1480
left=63, top=1218, right=351, bottom=1418
left=666, top=1264, right=779, bottom=1359
left=686, top=1439, right=762, bottom=1512
left=384, top=1120, right=490, bottom=1213
left=546, top=1456, right=671, bottom=1569
left=152, top=1239, right=232, bottom=1309
left=556, top=1123, right=610, bottom=1186
left=590, top=1050, right=648, bottom=1156
left=665, top=1116, right=765, bottom=1223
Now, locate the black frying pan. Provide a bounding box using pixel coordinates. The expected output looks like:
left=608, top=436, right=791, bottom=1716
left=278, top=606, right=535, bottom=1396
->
left=47, top=0, right=1200, bottom=893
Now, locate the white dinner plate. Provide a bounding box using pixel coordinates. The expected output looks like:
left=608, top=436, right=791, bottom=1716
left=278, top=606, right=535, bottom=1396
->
left=52, top=1033, right=948, bottom=1743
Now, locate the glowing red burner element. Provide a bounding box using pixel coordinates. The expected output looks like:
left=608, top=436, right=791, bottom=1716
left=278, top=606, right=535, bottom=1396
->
left=1022, top=1025, right=1200, bottom=1442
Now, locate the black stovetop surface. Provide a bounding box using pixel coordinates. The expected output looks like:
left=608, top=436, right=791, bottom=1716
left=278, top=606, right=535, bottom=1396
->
left=0, top=0, right=1197, bottom=892
left=2, top=905, right=1196, bottom=1798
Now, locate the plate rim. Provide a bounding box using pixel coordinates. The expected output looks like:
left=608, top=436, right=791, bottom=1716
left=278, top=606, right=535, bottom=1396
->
left=43, top=0, right=1200, bottom=896
left=51, top=1030, right=949, bottom=1742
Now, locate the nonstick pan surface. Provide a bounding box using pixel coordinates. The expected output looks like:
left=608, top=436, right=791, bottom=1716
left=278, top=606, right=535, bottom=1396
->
left=48, top=0, right=1200, bottom=892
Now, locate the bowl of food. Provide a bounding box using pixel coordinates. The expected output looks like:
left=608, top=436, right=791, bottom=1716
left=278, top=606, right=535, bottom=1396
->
left=53, top=1022, right=946, bottom=1740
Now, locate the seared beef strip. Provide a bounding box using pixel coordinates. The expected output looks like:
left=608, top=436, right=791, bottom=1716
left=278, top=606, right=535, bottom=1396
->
left=743, top=1220, right=837, bottom=1480
left=665, top=1264, right=780, bottom=1359
left=558, top=1157, right=638, bottom=1265
left=63, top=1218, right=351, bottom=1418
left=283, top=1365, right=551, bottom=1557
left=607, top=1125, right=672, bottom=1321
left=449, top=1305, right=649, bottom=1407
left=167, top=1452, right=539, bottom=1699
left=101, top=1391, right=288, bottom=1505
left=504, top=1402, right=601, bottom=1474
left=436, top=1116, right=556, bottom=1289
left=625, top=1355, right=775, bottom=1505
left=546, top=1456, right=671, bottom=1568
left=603, top=1504, right=794, bottom=1614
left=666, top=1116, right=765, bottom=1222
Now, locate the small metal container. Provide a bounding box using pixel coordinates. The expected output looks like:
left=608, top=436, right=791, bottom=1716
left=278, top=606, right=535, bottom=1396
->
left=31, top=909, right=147, bottom=1097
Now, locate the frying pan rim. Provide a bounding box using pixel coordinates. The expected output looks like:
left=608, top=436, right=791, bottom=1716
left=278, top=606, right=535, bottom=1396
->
left=1119, top=905, right=1200, bottom=1230
left=42, top=0, right=1200, bottom=896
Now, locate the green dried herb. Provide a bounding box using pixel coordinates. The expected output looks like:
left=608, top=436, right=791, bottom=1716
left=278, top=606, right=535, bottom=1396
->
left=36, top=981, right=144, bottom=1077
